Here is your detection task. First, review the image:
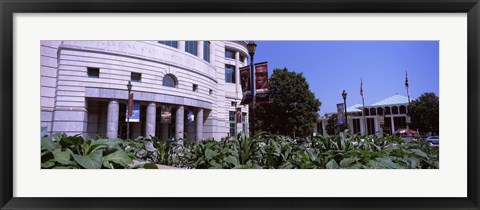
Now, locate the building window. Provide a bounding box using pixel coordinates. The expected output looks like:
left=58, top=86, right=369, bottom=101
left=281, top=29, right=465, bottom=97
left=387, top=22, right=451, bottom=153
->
left=392, top=106, right=399, bottom=114
left=242, top=112, right=247, bottom=133
left=131, top=72, right=141, bottom=82
left=87, top=67, right=99, bottom=78
left=367, top=118, right=375, bottom=135
left=225, top=64, right=235, bottom=83
left=163, top=74, right=176, bottom=88
left=364, top=108, right=370, bottom=116
left=231, top=101, right=237, bottom=107
left=229, top=111, right=237, bottom=136
left=225, top=49, right=235, bottom=59
left=203, top=41, right=210, bottom=62
left=377, top=107, right=384, bottom=115
left=158, top=41, right=178, bottom=48
left=185, top=41, right=198, bottom=56
left=209, top=89, right=213, bottom=95
left=399, top=105, right=407, bottom=114
left=192, top=84, right=198, bottom=92
left=385, top=107, right=391, bottom=115
left=353, top=119, right=360, bottom=134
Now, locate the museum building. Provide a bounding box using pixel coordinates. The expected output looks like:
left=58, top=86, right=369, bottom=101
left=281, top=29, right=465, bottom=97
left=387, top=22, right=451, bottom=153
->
left=316, top=94, right=411, bottom=136
left=40, top=41, right=250, bottom=141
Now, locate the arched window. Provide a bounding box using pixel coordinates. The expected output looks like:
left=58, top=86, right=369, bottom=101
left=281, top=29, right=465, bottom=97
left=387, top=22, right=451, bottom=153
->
left=377, top=107, right=384, bottom=115
left=399, top=105, right=407, bottom=114
left=364, top=108, right=370, bottom=116
left=392, top=106, right=399, bottom=114
left=163, top=74, right=177, bottom=88
left=370, top=108, right=376, bottom=116
left=385, top=107, right=391, bottom=115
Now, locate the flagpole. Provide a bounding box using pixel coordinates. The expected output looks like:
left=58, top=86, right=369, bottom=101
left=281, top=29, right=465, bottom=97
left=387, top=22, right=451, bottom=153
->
left=405, top=71, right=410, bottom=129
left=360, top=78, right=366, bottom=135
left=362, top=96, right=366, bottom=135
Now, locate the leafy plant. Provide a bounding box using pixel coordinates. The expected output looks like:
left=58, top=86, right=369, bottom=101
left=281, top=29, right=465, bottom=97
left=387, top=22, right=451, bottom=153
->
left=41, top=130, right=439, bottom=169
left=41, top=133, right=133, bottom=169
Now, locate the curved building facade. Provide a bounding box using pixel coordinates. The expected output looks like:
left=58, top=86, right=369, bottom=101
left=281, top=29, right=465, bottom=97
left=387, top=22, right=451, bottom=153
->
left=40, top=41, right=250, bottom=141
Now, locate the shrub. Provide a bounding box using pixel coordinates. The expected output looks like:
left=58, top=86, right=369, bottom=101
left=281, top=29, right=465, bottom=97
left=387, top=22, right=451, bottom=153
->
left=41, top=131, right=439, bottom=169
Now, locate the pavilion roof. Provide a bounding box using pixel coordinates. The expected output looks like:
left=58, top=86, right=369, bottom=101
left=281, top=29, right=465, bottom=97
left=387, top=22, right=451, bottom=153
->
left=370, top=94, right=410, bottom=107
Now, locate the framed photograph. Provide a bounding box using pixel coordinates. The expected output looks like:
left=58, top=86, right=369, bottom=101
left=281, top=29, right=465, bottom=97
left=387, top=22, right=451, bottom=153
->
left=1, top=0, right=479, bottom=209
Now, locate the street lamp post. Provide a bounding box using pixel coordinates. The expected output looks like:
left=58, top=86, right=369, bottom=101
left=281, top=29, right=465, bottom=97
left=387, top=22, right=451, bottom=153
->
left=126, top=81, right=132, bottom=140
left=247, top=41, right=257, bottom=137
left=342, top=90, right=348, bottom=130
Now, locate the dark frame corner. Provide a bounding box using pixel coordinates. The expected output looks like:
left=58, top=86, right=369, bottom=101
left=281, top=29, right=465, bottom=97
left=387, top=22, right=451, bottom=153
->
left=1, top=0, right=479, bottom=209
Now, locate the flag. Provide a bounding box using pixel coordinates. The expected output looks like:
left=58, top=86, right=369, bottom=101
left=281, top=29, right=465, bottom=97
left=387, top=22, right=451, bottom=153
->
left=405, top=71, right=410, bottom=97
left=360, top=78, right=364, bottom=97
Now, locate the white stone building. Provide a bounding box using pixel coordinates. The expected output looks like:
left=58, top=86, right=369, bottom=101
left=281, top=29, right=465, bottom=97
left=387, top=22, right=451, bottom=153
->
left=41, top=41, right=250, bottom=141
left=316, top=94, right=411, bottom=136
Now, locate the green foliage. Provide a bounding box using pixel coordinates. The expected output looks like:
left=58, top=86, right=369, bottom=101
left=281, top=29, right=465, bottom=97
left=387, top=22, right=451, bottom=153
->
left=408, top=92, right=439, bottom=135
left=41, top=133, right=133, bottom=169
left=254, top=68, right=321, bottom=137
left=41, top=131, right=439, bottom=169
left=130, top=131, right=438, bottom=169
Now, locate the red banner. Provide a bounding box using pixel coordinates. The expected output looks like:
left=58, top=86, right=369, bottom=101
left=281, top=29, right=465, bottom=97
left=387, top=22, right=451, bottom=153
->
left=240, top=66, right=252, bottom=105
left=240, top=65, right=251, bottom=93
left=255, top=62, right=268, bottom=93
left=240, top=62, right=271, bottom=105
left=255, top=62, right=270, bottom=104
left=236, top=107, right=242, bottom=123
left=128, top=93, right=134, bottom=116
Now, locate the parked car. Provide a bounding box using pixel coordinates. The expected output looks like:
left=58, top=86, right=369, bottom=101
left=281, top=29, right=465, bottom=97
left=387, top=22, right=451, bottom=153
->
left=425, top=136, right=439, bottom=146
left=394, top=129, right=421, bottom=142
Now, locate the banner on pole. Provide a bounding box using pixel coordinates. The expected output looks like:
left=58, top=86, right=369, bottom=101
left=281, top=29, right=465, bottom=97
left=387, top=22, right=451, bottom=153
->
left=126, top=101, right=140, bottom=122
left=236, top=107, right=242, bottom=123
left=240, top=66, right=252, bottom=105
left=255, top=62, right=270, bottom=104
left=128, top=93, right=134, bottom=116
left=161, top=106, right=172, bottom=123
left=255, top=62, right=268, bottom=93
left=337, top=103, right=346, bottom=125
left=240, top=62, right=271, bottom=105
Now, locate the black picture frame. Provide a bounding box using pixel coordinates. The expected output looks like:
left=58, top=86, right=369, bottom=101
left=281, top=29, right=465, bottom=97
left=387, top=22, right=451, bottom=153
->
left=1, top=0, right=479, bottom=209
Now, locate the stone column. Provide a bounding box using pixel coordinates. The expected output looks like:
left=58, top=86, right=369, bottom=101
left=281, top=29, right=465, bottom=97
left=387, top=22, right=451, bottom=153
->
left=107, top=99, right=119, bottom=139
left=196, top=108, right=204, bottom=141
left=176, top=105, right=185, bottom=140
left=359, top=118, right=365, bottom=135
left=390, top=115, right=396, bottom=135
left=348, top=118, right=354, bottom=132
left=235, top=51, right=241, bottom=96
left=209, top=41, right=215, bottom=64
left=178, top=41, right=185, bottom=51
left=245, top=110, right=249, bottom=136
left=145, top=102, right=156, bottom=139
left=198, top=41, right=204, bottom=60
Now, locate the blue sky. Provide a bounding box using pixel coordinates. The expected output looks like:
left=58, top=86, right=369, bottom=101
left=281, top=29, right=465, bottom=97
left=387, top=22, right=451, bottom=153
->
left=253, top=41, right=439, bottom=115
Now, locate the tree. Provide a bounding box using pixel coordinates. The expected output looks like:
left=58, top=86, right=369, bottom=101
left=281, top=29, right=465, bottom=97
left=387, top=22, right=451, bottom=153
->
left=325, top=114, right=337, bottom=135
left=408, top=92, right=439, bottom=135
left=253, top=68, right=321, bottom=137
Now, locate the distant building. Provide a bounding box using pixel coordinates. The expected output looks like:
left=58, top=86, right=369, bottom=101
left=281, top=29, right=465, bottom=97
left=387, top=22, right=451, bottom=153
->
left=40, top=41, right=250, bottom=141
left=316, top=94, right=411, bottom=136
